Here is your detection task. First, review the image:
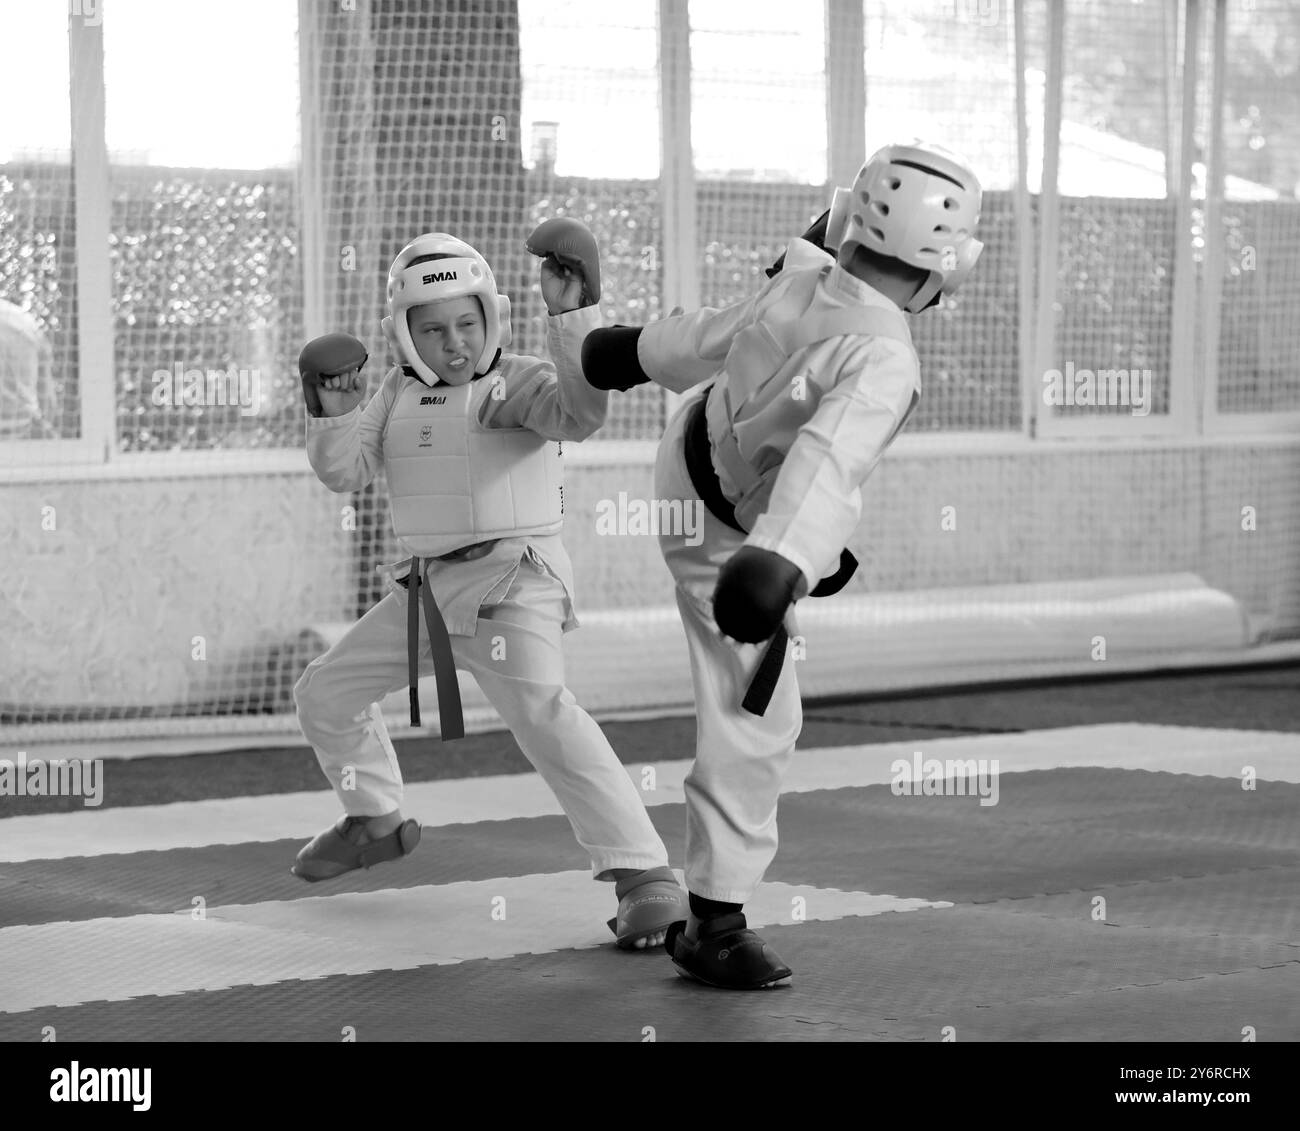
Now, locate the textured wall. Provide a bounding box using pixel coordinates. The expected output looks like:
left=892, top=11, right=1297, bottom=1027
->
left=4, top=473, right=354, bottom=717
left=5, top=440, right=1296, bottom=716
left=565, top=443, right=1300, bottom=627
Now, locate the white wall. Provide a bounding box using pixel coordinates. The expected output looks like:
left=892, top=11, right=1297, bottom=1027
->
left=4, top=439, right=1297, bottom=714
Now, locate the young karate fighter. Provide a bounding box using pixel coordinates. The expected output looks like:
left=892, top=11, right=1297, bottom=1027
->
left=292, top=220, right=687, bottom=949
left=579, top=142, right=985, bottom=986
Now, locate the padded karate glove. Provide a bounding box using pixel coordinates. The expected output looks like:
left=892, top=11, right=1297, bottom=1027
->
left=712, top=545, right=806, bottom=644
left=526, top=217, right=601, bottom=312
left=299, top=333, right=368, bottom=418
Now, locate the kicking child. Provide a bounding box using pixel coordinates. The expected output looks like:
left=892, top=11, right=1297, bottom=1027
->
left=579, top=142, right=985, bottom=985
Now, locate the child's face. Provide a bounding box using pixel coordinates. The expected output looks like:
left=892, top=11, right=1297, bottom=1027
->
left=408, top=296, right=485, bottom=385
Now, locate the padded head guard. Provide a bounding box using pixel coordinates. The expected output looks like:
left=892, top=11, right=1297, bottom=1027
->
left=382, top=233, right=512, bottom=382
left=825, top=141, right=984, bottom=313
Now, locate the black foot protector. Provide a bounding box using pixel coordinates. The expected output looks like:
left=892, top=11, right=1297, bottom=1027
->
left=664, top=913, right=793, bottom=990
left=580, top=326, right=651, bottom=392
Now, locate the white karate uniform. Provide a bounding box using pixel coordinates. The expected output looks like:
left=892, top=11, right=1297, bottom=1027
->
left=639, top=240, right=922, bottom=902
left=294, top=306, right=669, bottom=879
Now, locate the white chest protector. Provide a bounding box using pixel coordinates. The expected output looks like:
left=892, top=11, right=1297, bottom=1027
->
left=706, top=263, right=920, bottom=506
left=383, top=369, right=564, bottom=558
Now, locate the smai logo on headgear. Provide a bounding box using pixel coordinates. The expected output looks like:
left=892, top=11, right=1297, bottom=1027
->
left=422, top=270, right=457, bottom=285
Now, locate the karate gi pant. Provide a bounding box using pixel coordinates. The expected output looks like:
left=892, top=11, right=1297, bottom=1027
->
left=653, top=394, right=803, bottom=905
left=293, top=554, right=670, bottom=880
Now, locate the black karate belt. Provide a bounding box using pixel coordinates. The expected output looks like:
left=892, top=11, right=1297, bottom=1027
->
left=682, top=388, right=859, bottom=716
left=399, top=558, right=465, bottom=742
left=740, top=624, right=787, bottom=716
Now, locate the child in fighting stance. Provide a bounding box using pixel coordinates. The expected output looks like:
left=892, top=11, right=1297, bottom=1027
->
left=292, top=220, right=686, bottom=949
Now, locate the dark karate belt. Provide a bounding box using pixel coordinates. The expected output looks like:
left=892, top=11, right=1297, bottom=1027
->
left=396, top=558, right=465, bottom=742
left=682, top=387, right=858, bottom=716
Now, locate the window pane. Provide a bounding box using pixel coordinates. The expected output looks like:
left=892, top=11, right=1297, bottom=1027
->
left=103, top=0, right=302, bottom=451
left=0, top=3, right=77, bottom=441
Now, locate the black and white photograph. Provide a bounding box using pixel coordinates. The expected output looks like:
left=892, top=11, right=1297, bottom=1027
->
left=0, top=0, right=1296, bottom=1104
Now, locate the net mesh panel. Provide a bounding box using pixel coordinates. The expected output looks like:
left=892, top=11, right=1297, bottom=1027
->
left=1211, top=0, right=1300, bottom=638
left=519, top=0, right=665, bottom=442
left=111, top=0, right=304, bottom=719
left=863, top=1, right=1022, bottom=432
left=1, top=0, right=1297, bottom=738
left=2, top=5, right=86, bottom=723
left=690, top=0, right=827, bottom=313
left=1043, top=0, right=1176, bottom=421
left=1215, top=0, right=1300, bottom=415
